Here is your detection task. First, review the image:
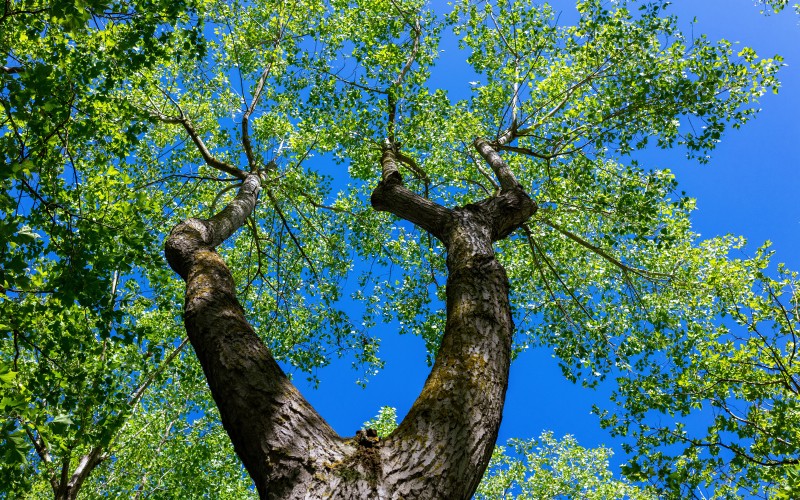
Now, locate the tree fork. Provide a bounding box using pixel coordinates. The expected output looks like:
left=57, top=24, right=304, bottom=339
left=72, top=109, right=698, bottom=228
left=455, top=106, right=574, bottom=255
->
left=165, top=140, right=535, bottom=498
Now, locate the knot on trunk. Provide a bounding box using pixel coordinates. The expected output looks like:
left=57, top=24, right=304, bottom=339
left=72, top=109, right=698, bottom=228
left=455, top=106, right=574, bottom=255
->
left=355, top=428, right=380, bottom=448
left=164, top=218, right=212, bottom=280
left=488, top=186, right=537, bottom=241
left=370, top=179, right=398, bottom=213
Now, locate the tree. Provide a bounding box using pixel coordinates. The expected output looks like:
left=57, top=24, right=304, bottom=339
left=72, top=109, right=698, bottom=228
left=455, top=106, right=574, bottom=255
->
left=0, top=1, right=233, bottom=498
left=2, top=0, right=798, bottom=498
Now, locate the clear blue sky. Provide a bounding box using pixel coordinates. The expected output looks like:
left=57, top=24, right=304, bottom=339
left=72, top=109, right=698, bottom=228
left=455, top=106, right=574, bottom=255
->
left=282, top=0, right=800, bottom=481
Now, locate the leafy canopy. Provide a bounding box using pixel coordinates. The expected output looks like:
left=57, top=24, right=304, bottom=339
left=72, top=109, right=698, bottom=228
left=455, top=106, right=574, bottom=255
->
left=1, top=0, right=798, bottom=498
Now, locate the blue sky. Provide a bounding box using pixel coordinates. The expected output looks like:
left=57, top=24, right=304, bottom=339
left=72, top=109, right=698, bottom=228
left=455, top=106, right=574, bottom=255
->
left=282, top=0, right=800, bottom=482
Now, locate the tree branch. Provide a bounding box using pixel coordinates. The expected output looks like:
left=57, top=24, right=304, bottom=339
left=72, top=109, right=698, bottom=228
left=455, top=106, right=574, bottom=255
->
left=540, top=218, right=673, bottom=280
left=165, top=173, right=349, bottom=498
left=146, top=91, right=247, bottom=180
left=165, top=115, right=247, bottom=180
left=241, top=17, right=289, bottom=171
left=473, top=138, right=520, bottom=191
left=23, top=427, right=52, bottom=465
left=63, top=446, right=106, bottom=498
left=386, top=9, right=422, bottom=143
left=265, top=188, right=319, bottom=280
left=370, top=141, right=452, bottom=241
left=128, top=337, right=190, bottom=409
left=490, top=141, right=555, bottom=161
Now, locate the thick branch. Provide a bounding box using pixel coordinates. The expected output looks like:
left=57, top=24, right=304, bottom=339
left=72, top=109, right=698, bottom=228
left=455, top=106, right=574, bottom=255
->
left=165, top=175, right=261, bottom=279
left=62, top=447, right=105, bottom=500
left=370, top=142, right=452, bottom=240
left=473, top=137, right=520, bottom=191
left=24, top=427, right=51, bottom=465
left=178, top=117, right=248, bottom=180
left=165, top=175, right=349, bottom=498
left=491, top=141, right=555, bottom=161
left=150, top=111, right=247, bottom=180
left=378, top=194, right=534, bottom=499
left=367, top=139, right=536, bottom=498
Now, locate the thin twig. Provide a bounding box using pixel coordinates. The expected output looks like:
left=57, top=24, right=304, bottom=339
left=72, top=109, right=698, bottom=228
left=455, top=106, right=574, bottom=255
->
left=540, top=218, right=672, bottom=280
left=266, top=189, right=319, bottom=280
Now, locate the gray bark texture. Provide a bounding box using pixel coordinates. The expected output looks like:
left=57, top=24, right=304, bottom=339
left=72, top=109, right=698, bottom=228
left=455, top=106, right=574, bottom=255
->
left=51, top=446, right=105, bottom=500
left=165, top=140, right=536, bottom=499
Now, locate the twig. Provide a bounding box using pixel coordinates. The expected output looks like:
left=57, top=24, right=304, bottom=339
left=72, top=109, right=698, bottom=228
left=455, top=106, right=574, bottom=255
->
left=266, top=189, right=319, bottom=280
left=540, top=218, right=673, bottom=280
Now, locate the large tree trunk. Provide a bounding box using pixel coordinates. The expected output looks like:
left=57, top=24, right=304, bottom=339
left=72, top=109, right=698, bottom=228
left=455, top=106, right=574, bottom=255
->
left=165, top=140, right=535, bottom=499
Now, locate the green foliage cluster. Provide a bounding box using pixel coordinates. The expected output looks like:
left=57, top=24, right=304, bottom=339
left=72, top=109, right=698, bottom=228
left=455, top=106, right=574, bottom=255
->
left=758, top=0, right=800, bottom=16
left=475, top=432, right=655, bottom=500
left=0, top=0, right=249, bottom=496
left=362, top=405, right=399, bottom=439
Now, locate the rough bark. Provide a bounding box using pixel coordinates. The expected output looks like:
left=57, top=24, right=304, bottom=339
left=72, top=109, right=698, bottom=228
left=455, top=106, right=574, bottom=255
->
left=165, top=141, right=536, bottom=499
left=52, top=446, right=105, bottom=500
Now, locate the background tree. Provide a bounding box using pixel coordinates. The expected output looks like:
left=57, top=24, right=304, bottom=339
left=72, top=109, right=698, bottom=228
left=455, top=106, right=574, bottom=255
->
left=475, top=433, right=654, bottom=500
left=0, top=1, right=240, bottom=498
left=2, top=0, right=798, bottom=498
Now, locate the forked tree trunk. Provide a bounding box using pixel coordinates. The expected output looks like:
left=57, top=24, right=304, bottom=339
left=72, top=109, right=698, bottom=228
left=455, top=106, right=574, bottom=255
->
left=165, top=140, right=536, bottom=499
left=51, top=447, right=105, bottom=500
